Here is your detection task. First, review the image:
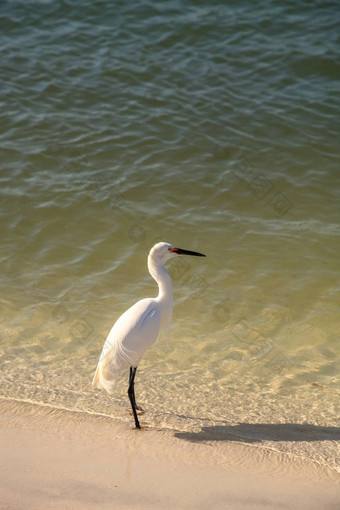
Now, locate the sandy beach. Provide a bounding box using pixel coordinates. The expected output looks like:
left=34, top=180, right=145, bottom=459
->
left=1, top=399, right=339, bottom=510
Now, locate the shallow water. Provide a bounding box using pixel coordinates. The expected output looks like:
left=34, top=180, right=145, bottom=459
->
left=1, top=0, right=339, bottom=474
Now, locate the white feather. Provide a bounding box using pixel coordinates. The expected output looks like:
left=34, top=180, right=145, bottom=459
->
left=92, top=298, right=160, bottom=393
left=92, top=241, right=205, bottom=410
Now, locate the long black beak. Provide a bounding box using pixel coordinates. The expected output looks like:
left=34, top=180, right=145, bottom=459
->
left=175, top=248, right=206, bottom=257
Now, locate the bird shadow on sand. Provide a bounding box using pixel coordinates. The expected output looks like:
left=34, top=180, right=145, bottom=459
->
left=174, top=423, right=340, bottom=444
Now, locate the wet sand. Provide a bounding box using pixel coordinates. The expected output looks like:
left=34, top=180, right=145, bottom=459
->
left=0, top=400, right=339, bottom=510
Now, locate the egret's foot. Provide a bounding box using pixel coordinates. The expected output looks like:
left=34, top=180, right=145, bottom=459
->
left=134, top=425, right=146, bottom=431
left=129, top=420, right=144, bottom=430
left=129, top=407, right=144, bottom=416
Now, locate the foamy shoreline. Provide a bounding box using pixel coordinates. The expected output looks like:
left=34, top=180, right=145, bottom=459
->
left=1, top=399, right=339, bottom=509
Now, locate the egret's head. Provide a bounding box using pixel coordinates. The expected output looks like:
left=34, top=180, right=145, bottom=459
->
left=149, top=242, right=206, bottom=265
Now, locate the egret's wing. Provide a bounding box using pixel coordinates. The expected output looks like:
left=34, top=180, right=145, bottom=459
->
left=93, top=298, right=160, bottom=393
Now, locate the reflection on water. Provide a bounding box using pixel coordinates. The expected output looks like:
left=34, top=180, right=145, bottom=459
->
left=175, top=423, right=340, bottom=443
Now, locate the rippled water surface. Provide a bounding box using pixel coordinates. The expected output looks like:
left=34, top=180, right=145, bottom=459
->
left=1, top=0, right=339, bottom=474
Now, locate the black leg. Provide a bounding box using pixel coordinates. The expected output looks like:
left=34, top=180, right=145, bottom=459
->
left=128, top=366, right=141, bottom=429
left=129, top=367, right=139, bottom=410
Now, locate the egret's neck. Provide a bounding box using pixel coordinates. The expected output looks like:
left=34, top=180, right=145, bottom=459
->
left=148, top=255, right=173, bottom=302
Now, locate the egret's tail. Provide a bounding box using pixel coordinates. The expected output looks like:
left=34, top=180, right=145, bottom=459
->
left=92, top=365, right=101, bottom=388
left=92, top=363, right=117, bottom=394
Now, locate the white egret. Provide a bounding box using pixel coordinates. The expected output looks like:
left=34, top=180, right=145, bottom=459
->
left=92, top=241, right=206, bottom=429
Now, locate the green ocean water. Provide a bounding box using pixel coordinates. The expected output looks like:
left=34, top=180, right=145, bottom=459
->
left=1, top=0, right=339, bottom=473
